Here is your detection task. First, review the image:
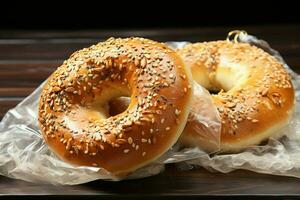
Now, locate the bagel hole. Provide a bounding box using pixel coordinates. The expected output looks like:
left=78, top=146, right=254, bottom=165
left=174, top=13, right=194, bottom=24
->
left=208, top=88, right=222, bottom=95
left=108, top=96, right=130, bottom=117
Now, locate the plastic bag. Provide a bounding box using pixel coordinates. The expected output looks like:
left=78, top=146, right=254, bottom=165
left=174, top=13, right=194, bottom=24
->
left=0, top=44, right=220, bottom=185
left=178, top=34, right=300, bottom=178
left=0, top=33, right=299, bottom=184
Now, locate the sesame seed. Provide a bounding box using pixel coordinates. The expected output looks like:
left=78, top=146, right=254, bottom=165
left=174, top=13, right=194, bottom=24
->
left=141, top=138, right=148, bottom=143
left=175, top=109, right=181, bottom=116
left=141, top=58, right=147, bottom=67
left=165, top=127, right=170, bottom=131
left=169, top=73, right=174, bottom=79
left=226, top=102, right=236, bottom=108
left=100, top=144, right=104, bottom=150
left=127, top=137, right=133, bottom=144
left=180, top=74, right=186, bottom=80
left=124, top=149, right=130, bottom=154
left=151, top=118, right=155, bottom=123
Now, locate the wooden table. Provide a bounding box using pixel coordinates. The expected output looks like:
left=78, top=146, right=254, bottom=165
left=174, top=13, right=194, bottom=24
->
left=1, top=24, right=300, bottom=199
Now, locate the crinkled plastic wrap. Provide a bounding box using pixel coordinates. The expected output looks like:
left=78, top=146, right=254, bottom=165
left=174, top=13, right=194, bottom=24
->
left=0, top=44, right=220, bottom=185
left=180, top=35, right=300, bottom=178
left=0, top=34, right=299, bottom=185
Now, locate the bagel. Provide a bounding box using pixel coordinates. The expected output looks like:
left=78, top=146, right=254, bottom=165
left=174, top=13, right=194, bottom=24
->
left=38, top=37, right=193, bottom=177
left=177, top=41, right=295, bottom=151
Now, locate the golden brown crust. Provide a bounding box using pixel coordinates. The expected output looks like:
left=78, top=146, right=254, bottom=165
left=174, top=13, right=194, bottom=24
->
left=38, top=37, right=193, bottom=177
left=177, top=41, right=295, bottom=151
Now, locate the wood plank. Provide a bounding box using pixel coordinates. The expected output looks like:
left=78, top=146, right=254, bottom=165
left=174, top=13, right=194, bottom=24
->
left=0, top=60, right=58, bottom=80
left=0, top=25, right=299, bottom=61
left=0, top=40, right=299, bottom=61
left=0, top=88, right=36, bottom=97
left=1, top=167, right=300, bottom=197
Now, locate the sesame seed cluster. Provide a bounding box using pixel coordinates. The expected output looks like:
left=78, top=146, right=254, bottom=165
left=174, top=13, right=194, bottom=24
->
left=39, top=37, right=192, bottom=170
left=178, top=41, right=293, bottom=138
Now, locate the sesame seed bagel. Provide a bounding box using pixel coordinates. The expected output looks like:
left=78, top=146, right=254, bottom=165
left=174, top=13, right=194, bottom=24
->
left=177, top=41, right=295, bottom=152
left=38, top=37, right=193, bottom=177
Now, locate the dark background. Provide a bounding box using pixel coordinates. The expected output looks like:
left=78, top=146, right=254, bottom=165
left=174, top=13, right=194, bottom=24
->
left=1, top=2, right=299, bottom=30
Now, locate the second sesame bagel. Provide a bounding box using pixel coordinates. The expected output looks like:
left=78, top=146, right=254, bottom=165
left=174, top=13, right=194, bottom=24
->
left=177, top=41, right=295, bottom=151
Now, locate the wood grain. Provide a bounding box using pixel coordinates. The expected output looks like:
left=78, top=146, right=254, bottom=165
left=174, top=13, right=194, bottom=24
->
left=1, top=167, right=300, bottom=197
left=1, top=24, right=300, bottom=199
